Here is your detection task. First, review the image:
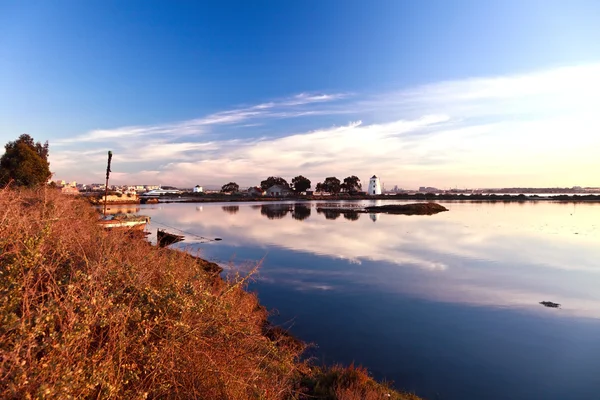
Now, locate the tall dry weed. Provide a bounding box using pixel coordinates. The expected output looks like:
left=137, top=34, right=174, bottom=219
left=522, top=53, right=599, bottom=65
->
left=0, top=188, right=302, bottom=399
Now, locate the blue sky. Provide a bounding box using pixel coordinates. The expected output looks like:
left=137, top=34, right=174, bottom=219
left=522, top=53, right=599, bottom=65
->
left=1, top=0, right=600, bottom=188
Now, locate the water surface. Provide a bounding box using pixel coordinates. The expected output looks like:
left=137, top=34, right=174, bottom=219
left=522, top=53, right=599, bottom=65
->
left=138, top=200, right=600, bottom=400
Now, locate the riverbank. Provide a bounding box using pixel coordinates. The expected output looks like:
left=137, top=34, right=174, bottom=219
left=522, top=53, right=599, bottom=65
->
left=152, top=192, right=600, bottom=204
left=78, top=191, right=600, bottom=206
left=0, top=188, right=421, bottom=400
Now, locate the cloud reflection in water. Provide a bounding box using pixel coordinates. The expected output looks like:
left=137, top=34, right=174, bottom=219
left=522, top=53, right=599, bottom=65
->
left=145, top=201, right=600, bottom=318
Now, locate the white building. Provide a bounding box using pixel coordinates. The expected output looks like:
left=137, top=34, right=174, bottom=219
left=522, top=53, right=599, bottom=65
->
left=367, top=175, right=382, bottom=195
left=266, top=184, right=293, bottom=197
left=193, top=185, right=204, bottom=193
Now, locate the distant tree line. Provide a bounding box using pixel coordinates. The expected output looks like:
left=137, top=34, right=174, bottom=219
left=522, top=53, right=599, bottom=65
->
left=221, top=175, right=364, bottom=195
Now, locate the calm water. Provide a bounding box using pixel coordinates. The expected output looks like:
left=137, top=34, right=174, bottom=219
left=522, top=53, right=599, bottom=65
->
left=133, top=200, right=600, bottom=400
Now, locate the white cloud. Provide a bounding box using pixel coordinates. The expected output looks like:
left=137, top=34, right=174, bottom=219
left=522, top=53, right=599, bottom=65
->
left=50, top=63, right=600, bottom=187
left=55, top=92, right=349, bottom=145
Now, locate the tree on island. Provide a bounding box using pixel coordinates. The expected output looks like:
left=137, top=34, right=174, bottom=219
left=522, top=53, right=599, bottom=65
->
left=221, top=182, right=239, bottom=193
left=342, top=175, right=362, bottom=193
left=260, top=176, right=289, bottom=190
left=0, top=134, right=51, bottom=187
left=291, top=175, right=311, bottom=193
left=321, top=177, right=342, bottom=194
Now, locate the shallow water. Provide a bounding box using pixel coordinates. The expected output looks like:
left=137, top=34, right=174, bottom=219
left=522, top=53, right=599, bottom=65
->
left=136, top=200, right=600, bottom=400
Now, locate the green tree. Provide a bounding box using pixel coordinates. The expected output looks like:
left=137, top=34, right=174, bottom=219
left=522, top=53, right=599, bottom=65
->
left=260, top=176, right=289, bottom=190
left=315, top=182, right=324, bottom=193
left=322, top=177, right=341, bottom=194
left=342, top=175, right=362, bottom=193
left=221, top=182, right=239, bottom=193
left=291, top=175, right=311, bottom=193
left=0, top=134, right=51, bottom=187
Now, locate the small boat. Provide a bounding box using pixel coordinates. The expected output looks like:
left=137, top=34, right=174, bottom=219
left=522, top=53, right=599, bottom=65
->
left=99, top=214, right=150, bottom=231
left=157, top=229, right=185, bottom=247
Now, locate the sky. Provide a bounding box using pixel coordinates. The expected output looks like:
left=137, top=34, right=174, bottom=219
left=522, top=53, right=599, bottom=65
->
left=1, top=0, right=600, bottom=189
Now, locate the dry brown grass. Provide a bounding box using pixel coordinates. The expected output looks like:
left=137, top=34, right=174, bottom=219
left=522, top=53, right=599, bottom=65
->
left=0, top=187, right=303, bottom=399
left=294, top=363, right=422, bottom=400
left=1, top=187, right=424, bottom=400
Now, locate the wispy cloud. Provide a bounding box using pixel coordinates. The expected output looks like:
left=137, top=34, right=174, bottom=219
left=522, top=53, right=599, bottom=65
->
left=56, top=92, right=350, bottom=145
left=51, top=63, right=600, bottom=188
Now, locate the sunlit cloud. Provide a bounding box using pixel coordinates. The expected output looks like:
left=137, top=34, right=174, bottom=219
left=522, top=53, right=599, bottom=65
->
left=50, top=63, right=600, bottom=187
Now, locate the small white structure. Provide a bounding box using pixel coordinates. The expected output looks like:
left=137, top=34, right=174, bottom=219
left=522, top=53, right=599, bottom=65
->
left=193, top=185, right=203, bottom=193
left=141, top=188, right=181, bottom=196
left=367, top=175, right=382, bottom=195
left=266, top=184, right=293, bottom=197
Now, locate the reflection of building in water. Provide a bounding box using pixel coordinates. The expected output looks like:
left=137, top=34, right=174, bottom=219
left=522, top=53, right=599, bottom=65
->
left=369, top=213, right=379, bottom=222
left=104, top=206, right=140, bottom=215
left=368, top=175, right=382, bottom=195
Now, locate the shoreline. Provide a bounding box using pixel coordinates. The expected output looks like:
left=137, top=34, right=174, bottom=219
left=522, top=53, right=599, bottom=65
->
left=151, top=192, right=600, bottom=205
left=80, top=191, right=600, bottom=206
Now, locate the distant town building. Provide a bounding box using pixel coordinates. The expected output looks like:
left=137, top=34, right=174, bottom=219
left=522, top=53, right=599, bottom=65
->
left=419, top=186, right=440, bottom=193
left=367, top=175, right=382, bottom=195
left=61, top=186, right=79, bottom=195
left=247, top=186, right=265, bottom=196
left=266, top=184, right=293, bottom=197
left=193, top=185, right=204, bottom=193
left=140, top=188, right=181, bottom=196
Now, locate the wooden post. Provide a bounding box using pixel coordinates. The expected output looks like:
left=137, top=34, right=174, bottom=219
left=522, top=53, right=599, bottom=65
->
left=103, top=151, right=112, bottom=216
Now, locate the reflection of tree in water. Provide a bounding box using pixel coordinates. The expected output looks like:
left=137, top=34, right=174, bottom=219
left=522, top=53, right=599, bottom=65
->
left=292, top=204, right=311, bottom=221
left=260, top=204, right=292, bottom=219
left=221, top=205, right=239, bottom=214
left=316, top=208, right=341, bottom=220
left=250, top=205, right=262, bottom=210
left=342, top=210, right=360, bottom=221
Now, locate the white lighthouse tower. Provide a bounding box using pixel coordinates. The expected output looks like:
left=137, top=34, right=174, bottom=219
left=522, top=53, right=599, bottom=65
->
left=368, top=175, right=382, bottom=195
